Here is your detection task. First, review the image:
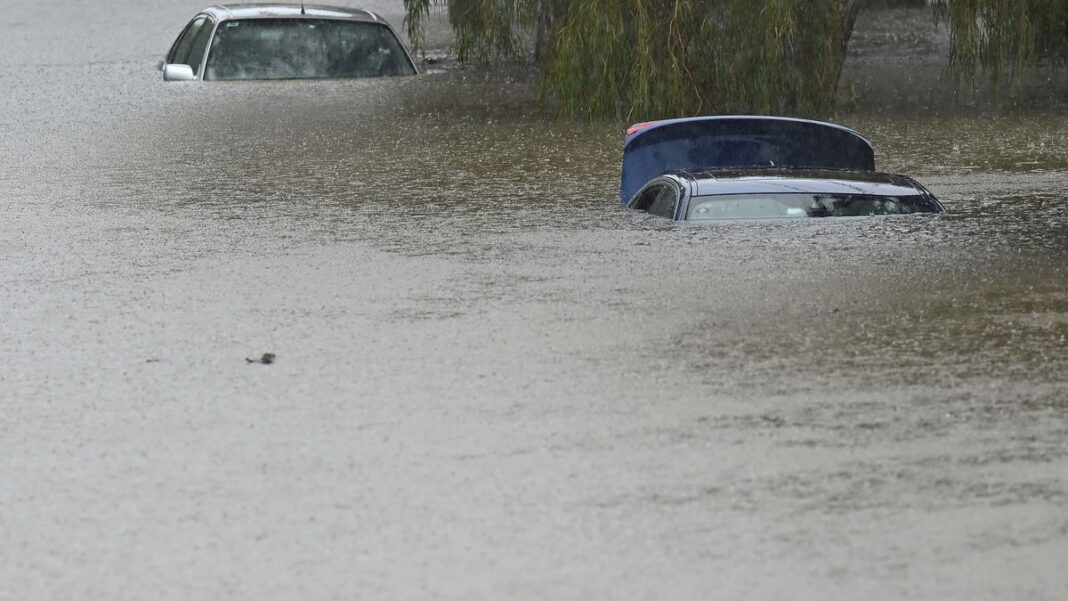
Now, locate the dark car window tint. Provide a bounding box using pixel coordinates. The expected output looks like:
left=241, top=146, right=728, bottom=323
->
left=647, top=186, right=679, bottom=219
left=204, top=19, right=415, bottom=80
left=630, top=186, right=659, bottom=210
left=186, top=19, right=215, bottom=75
left=169, top=17, right=207, bottom=66
left=687, top=193, right=941, bottom=220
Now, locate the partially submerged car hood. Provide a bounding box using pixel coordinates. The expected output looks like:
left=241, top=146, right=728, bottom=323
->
left=620, top=116, right=876, bottom=204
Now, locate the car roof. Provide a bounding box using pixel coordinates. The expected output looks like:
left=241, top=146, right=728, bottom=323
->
left=673, top=169, right=925, bottom=198
left=202, top=3, right=380, bottom=22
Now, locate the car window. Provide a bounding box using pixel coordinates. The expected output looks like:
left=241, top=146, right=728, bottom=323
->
left=647, top=186, right=679, bottom=219
left=169, top=17, right=207, bottom=66
left=186, top=18, right=215, bottom=75
left=686, top=193, right=941, bottom=220
left=204, top=19, right=416, bottom=80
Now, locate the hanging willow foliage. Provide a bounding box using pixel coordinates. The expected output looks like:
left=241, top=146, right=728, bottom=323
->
left=404, top=0, right=537, bottom=63
left=404, top=0, right=863, bottom=119
left=933, top=0, right=1068, bottom=89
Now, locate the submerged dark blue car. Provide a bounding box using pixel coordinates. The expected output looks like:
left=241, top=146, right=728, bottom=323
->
left=621, top=116, right=943, bottom=221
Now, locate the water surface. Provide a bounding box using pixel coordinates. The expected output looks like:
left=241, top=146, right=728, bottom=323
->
left=2, top=2, right=1066, bottom=600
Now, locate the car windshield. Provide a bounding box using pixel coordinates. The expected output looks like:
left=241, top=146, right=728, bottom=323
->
left=686, top=193, right=941, bottom=220
left=204, top=18, right=415, bottom=80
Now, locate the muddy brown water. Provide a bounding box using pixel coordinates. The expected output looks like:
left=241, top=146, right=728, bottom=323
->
left=2, top=2, right=1067, bottom=599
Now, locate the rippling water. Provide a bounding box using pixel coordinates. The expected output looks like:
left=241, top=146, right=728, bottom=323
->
left=2, top=2, right=1066, bottom=599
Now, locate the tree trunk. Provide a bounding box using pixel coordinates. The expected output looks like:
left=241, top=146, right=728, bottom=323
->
left=831, top=0, right=864, bottom=100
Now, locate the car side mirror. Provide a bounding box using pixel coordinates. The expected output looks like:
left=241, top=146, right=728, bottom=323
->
left=163, top=64, right=195, bottom=81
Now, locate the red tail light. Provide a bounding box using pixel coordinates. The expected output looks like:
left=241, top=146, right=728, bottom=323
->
left=626, top=121, right=661, bottom=136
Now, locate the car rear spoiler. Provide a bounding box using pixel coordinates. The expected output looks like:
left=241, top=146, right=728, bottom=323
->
left=620, top=116, right=876, bottom=204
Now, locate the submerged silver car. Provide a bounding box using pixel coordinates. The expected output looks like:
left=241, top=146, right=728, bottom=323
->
left=162, top=4, right=417, bottom=81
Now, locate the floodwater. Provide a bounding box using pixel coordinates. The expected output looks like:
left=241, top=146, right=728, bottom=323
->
left=2, top=2, right=1067, bottom=600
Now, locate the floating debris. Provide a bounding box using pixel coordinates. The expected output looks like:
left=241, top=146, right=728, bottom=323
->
left=246, top=353, right=276, bottom=365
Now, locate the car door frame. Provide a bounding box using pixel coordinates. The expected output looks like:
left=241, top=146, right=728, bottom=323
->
left=190, top=16, right=218, bottom=79
left=625, top=175, right=692, bottom=221
left=163, top=14, right=206, bottom=70
left=163, top=13, right=217, bottom=80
